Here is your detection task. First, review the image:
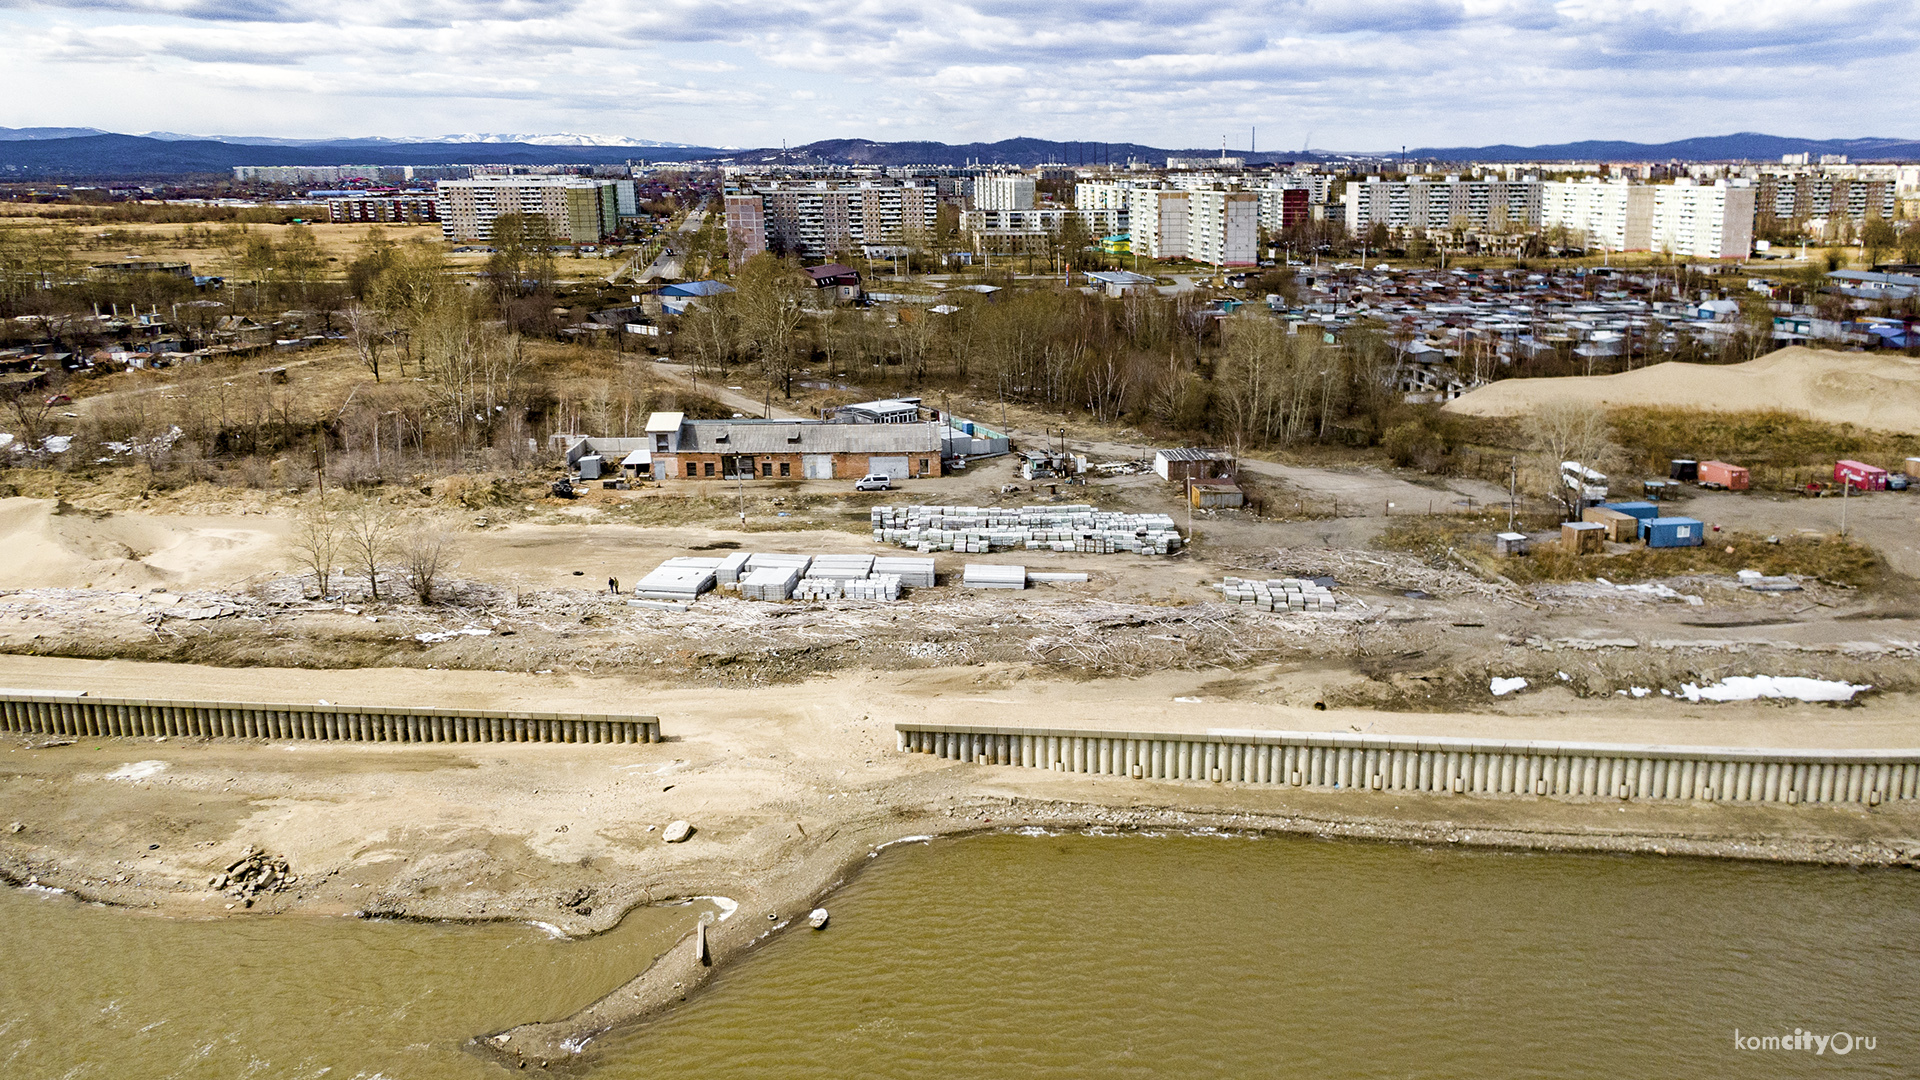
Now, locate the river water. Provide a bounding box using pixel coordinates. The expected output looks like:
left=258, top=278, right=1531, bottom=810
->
left=5, top=833, right=1916, bottom=1077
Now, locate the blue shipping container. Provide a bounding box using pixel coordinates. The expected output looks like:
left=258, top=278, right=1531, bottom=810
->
left=1641, top=516, right=1705, bottom=548
left=1602, top=500, right=1659, bottom=522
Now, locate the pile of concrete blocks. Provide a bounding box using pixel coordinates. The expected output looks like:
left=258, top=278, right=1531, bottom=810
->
left=791, top=577, right=843, bottom=601
left=806, top=554, right=875, bottom=581
left=842, top=574, right=902, bottom=601
left=714, top=551, right=752, bottom=584
left=873, top=556, right=936, bottom=588
left=738, top=565, right=803, bottom=601
left=636, top=558, right=719, bottom=601
left=963, top=563, right=1028, bottom=590
left=1219, top=577, right=1337, bottom=612
left=744, top=552, right=813, bottom=576
left=870, top=504, right=1182, bottom=556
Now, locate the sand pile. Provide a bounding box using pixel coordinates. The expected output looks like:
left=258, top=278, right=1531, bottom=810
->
left=0, top=498, right=285, bottom=590
left=1443, top=348, right=1920, bottom=432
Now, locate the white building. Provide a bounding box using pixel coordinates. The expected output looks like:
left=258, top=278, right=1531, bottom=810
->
left=1344, top=177, right=1544, bottom=235
left=960, top=208, right=1123, bottom=253
left=1185, top=190, right=1259, bottom=267
left=1539, top=180, right=1654, bottom=252
left=724, top=180, right=939, bottom=262
left=1129, top=189, right=1190, bottom=260
left=1649, top=181, right=1756, bottom=260
left=973, top=175, right=1037, bottom=211
left=434, top=176, right=620, bottom=242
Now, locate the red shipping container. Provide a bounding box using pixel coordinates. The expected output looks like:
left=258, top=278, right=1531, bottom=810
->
left=1835, top=460, right=1889, bottom=491
left=1697, top=460, right=1749, bottom=490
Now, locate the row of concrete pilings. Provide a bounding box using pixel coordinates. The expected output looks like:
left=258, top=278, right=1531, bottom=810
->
left=1, top=693, right=662, bottom=745
left=898, top=724, right=1920, bottom=806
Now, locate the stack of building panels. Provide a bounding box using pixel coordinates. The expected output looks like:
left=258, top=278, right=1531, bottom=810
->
left=636, top=563, right=717, bottom=601
left=963, top=563, right=1027, bottom=589
left=744, top=552, right=814, bottom=575
left=870, top=505, right=1182, bottom=556
left=872, top=556, right=936, bottom=588
left=739, top=565, right=803, bottom=601
left=715, top=551, right=752, bottom=584
left=1218, top=577, right=1337, bottom=612
left=1027, top=572, right=1090, bottom=584
left=842, top=574, right=902, bottom=601
left=807, top=554, right=876, bottom=581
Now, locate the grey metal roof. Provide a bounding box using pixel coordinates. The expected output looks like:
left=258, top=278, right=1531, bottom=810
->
left=678, top=420, right=943, bottom=455
left=1155, top=447, right=1234, bottom=461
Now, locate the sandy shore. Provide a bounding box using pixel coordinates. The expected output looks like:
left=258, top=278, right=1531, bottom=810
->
left=2, top=654, right=1918, bottom=1071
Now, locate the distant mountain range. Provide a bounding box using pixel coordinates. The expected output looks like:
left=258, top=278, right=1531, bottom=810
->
left=0, top=129, right=1915, bottom=180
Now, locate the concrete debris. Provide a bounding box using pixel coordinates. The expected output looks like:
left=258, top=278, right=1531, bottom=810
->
left=626, top=599, right=690, bottom=612
left=209, top=847, right=294, bottom=905
left=871, top=504, right=1182, bottom=555
left=662, top=820, right=693, bottom=843
left=808, top=908, right=830, bottom=930
left=1219, top=577, right=1337, bottom=612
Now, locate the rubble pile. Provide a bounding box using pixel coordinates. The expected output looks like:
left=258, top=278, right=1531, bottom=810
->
left=208, top=846, right=295, bottom=907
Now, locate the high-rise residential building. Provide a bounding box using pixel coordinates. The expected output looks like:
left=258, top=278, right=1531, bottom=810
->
left=434, top=176, right=620, bottom=242
left=1648, top=181, right=1756, bottom=260
left=1256, top=188, right=1310, bottom=232
left=1344, top=177, right=1543, bottom=235
left=1129, top=189, right=1189, bottom=260
left=1539, top=179, right=1655, bottom=251
left=958, top=208, right=1125, bottom=253
left=1754, top=175, right=1896, bottom=225
left=1185, top=190, right=1259, bottom=267
left=723, top=180, right=938, bottom=263
left=972, top=175, right=1037, bottom=211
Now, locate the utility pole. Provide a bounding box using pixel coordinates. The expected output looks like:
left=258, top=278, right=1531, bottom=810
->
left=1508, top=456, right=1518, bottom=530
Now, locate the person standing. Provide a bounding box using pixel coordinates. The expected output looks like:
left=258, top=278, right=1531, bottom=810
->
left=609, top=576, right=619, bottom=595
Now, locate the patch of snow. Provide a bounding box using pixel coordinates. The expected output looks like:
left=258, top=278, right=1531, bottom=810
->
left=1678, top=676, right=1871, bottom=703
left=105, top=760, right=167, bottom=781
left=1490, top=677, right=1529, bottom=696
left=1630, top=686, right=1650, bottom=698
left=526, top=920, right=569, bottom=939
left=415, top=627, right=491, bottom=644
left=694, top=895, right=739, bottom=921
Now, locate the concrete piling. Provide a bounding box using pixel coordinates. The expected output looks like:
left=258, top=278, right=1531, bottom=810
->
left=889, top=722, right=1920, bottom=807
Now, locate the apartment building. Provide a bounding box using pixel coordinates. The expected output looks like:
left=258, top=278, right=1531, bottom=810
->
left=1649, top=181, right=1756, bottom=260
left=972, top=174, right=1036, bottom=211
left=959, top=208, right=1124, bottom=253
left=1345, top=177, right=1543, bottom=235
left=724, top=180, right=938, bottom=262
left=434, top=176, right=620, bottom=242
left=1185, top=190, right=1259, bottom=267
left=1539, top=179, right=1655, bottom=252
left=327, top=196, right=439, bottom=224
left=1755, top=176, right=1897, bottom=225
left=1257, top=188, right=1310, bottom=231
left=1129, top=189, right=1190, bottom=260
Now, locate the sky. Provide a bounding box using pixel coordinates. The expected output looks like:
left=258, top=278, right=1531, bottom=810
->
left=0, top=0, right=1915, bottom=150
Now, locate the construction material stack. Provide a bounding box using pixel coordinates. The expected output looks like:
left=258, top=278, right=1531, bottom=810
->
left=715, top=551, right=752, bottom=584
left=806, top=554, right=876, bottom=581
left=635, top=558, right=719, bottom=601
left=872, top=556, right=936, bottom=587
left=870, top=504, right=1182, bottom=555
left=1219, top=577, right=1337, bottom=612
left=738, top=565, right=803, bottom=601
left=791, top=578, right=843, bottom=601
left=962, top=564, right=1028, bottom=590
left=841, top=574, right=903, bottom=601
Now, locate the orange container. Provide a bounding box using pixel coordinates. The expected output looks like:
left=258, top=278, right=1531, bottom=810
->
left=1697, top=460, right=1749, bottom=490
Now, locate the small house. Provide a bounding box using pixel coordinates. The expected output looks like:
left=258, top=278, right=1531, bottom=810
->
left=1188, top=478, right=1246, bottom=509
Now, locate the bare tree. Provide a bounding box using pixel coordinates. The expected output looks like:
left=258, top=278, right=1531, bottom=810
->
left=339, top=495, right=402, bottom=600
left=399, top=523, right=457, bottom=603
left=345, top=304, right=388, bottom=382
left=287, top=499, right=342, bottom=598
left=1523, top=401, right=1619, bottom=521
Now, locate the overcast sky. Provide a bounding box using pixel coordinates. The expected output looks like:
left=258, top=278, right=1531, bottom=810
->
left=1, top=0, right=1913, bottom=149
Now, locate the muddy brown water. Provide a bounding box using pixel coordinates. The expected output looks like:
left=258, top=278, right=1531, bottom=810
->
left=6, top=834, right=1919, bottom=1077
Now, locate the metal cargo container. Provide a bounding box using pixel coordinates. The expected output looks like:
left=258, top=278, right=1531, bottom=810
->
left=1669, top=459, right=1698, bottom=482
left=1835, top=460, right=1889, bottom=491
left=1581, top=506, right=1638, bottom=542
left=1696, top=460, right=1749, bottom=490
left=1561, top=520, right=1606, bottom=554
left=577, top=454, right=603, bottom=480
left=1601, top=500, right=1660, bottom=522
left=1641, top=516, right=1705, bottom=548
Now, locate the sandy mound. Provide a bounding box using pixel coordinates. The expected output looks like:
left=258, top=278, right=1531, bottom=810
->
left=0, top=498, right=286, bottom=589
left=1443, top=348, right=1920, bottom=431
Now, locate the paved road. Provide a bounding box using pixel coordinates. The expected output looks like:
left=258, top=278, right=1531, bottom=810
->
left=637, top=203, right=708, bottom=283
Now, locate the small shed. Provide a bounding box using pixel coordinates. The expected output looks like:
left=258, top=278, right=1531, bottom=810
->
left=1581, top=506, right=1638, bottom=542
left=1835, top=460, right=1889, bottom=491
left=1642, top=479, right=1678, bottom=500
left=1642, top=516, right=1706, bottom=548
left=1494, top=531, right=1530, bottom=556
left=1697, top=461, right=1749, bottom=490
left=1154, top=447, right=1236, bottom=484
left=1669, top=459, right=1699, bottom=482
left=1561, top=520, right=1606, bottom=554
left=1188, top=478, right=1246, bottom=508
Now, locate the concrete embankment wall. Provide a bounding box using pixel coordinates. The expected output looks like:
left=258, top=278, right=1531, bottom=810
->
left=897, top=724, right=1920, bottom=806
left=0, top=692, right=662, bottom=745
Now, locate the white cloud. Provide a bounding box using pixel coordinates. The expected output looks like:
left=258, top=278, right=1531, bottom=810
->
left=0, top=0, right=1913, bottom=148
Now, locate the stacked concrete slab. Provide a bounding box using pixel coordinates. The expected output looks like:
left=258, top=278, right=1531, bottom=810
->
left=873, top=556, right=936, bottom=588
left=963, top=563, right=1028, bottom=589
left=791, top=577, right=843, bottom=601
left=744, top=553, right=813, bottom=575
left=635, top=562, right=717, bottom=601
left=806, top=554, right=876, bottom=581
left=1219, top=577, right=1337, bottom=612
left=871, top=504, right=1182, bottom=556
left=842, top=574, right=903, bottom=601
left=715, top=551, right=752, bottom=584
left=739, top=565, right=803, bottom=600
